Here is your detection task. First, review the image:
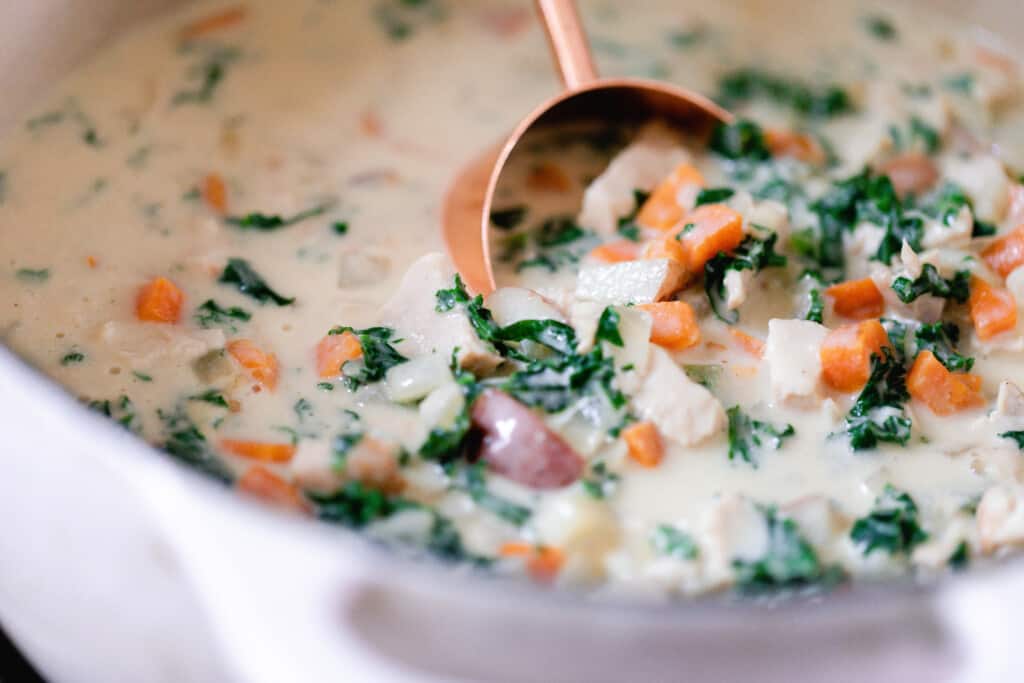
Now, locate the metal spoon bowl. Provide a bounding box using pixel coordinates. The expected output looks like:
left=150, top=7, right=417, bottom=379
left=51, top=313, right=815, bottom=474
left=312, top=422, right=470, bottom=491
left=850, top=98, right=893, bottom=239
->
left=442, top=0, right=731, bottom=296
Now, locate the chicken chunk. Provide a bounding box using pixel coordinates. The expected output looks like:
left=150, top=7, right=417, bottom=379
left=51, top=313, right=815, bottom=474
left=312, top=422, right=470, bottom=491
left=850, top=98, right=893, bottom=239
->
left=977, top=485, right=1024, bottom=554
left=631, top=347, right=726, bottom=447
left=943, top=155, right=1011, bottom=224
left=764, top=319, right=829, bottom=409
left=378, top=252, right=502, bottom=374
left=575, top=258, right=686, bottom=306
left=96, top=320, right=225, bottom=371
left=577, top=124, right=689, bottom=235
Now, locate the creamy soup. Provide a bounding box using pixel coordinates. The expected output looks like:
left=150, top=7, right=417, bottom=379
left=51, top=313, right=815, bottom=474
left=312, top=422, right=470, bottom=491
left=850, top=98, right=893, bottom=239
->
left=2, top=0, right=1024, bottom=598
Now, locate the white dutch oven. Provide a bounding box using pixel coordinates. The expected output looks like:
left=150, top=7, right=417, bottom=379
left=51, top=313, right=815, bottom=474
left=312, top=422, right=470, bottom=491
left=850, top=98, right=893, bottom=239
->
left=1, top=2, right=1023, bottom=682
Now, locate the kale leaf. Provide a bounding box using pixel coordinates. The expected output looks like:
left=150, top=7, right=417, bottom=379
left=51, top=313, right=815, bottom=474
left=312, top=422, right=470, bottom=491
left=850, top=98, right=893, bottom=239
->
left=733, top=506, right=843, bottom=593
left=226, top=204, right=329, bottom=231
left=88, top=394, right=140, bottom=433
left=651, top=524, right=700, bottom=560
left=582, top=461, right=621, bottom=499
left=327, top=326, right=407, bottom=390
left=219, top=258, right=295, bottom=306
left=914, top=321, right=974, bottom=372
left=695, top=187, right=736, bottom=207
left=157, top=406, right=233, bottom=483
left=891, top=264, right=970, bottom=303
left=850, top=484, right=928, bottom=556
left=727, top=406, right=795, bottom=467
left=709, top=119, right=771, bottom=161
left=1000, top=431, right=1024, bottom=449
left=843, top=347, right=912, bottom=450
left=704, top=232, right=787, bottom=323
left=594, top=306, right=624, bottom=347
left=490, top=205, right=528, bottom=231
left=194, top=299, right=251, bottom=330
left=717, top=68, right=854, bottom=118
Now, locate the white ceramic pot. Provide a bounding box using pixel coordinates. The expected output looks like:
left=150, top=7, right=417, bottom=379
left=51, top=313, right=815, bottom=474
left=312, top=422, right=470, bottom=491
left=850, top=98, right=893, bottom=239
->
left=1, top=2, right=1023, bottom=682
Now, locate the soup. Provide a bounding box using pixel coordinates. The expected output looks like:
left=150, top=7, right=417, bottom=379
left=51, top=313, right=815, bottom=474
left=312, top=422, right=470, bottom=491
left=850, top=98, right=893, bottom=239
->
left=2, top=0, right=1023, bottom=597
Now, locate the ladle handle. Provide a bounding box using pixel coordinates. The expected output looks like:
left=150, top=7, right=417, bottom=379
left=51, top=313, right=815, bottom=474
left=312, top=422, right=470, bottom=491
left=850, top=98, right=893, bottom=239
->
left=535, top=0, right=598, bottom=91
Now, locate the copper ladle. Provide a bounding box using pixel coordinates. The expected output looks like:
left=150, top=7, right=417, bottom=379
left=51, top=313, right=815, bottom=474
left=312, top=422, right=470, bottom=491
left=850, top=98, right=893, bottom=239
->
left=442, top=0, right=732, bottom=296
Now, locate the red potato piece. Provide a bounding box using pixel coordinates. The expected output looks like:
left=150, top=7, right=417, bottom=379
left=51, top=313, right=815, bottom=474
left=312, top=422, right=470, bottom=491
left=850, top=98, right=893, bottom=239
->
left=470, top=390, right=584, bottom=489
left=878, top=153, right=939, bottom=198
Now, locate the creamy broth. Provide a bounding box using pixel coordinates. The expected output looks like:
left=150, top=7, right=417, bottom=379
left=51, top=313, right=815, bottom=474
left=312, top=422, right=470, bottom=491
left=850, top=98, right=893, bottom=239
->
left=2, top=0, right=1024, bottom=597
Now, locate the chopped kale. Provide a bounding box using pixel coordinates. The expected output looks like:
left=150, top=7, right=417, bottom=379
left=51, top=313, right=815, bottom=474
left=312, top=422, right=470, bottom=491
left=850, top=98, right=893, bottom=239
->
left=582, top=461, right=620, bottom=499
left=331, top=221, right=349, bottom=235
left=61, top=351, right=85, bottom=366
left=616, top=190, right=650, bottom=242
left=1000, top=431, right=1024, bottom=449
left=727, top=406, right=795, bottom=467
left=194, top=299, right=252, bottom=331
left=535, top=216, right=586, bottom=247
left=310, top=481, right=481, bottom=562
left=293, top=397, right=314, bottom=421
left=704, top=232, right=787, bottom=323
left=189, top=389, right=230, bottom=409
left=490, top=206, right=528, bottom=231
left=499, top=319, right=579, bottom=357
left=15, top=268, right=50, bottom=283
left=843, top=347, right=912, bottom=450
left=218, top=258, right=295, bottom=306
left=695, top=187, right=735, bottom=207
left=157, top=406, right=233, bottom=483
left=949, top=541, right=970, bottom=571
left=436, top=274, right=504, bottom=351
left=651, top=525, right=700, bottom=560
left=133, top=371, right=153, bottom=382
left=225, top=204, right=330, bottom=230
left=910, top=116, right=941, bottom=155
left=914, top=322, right=974, bottom=372
left=501, top=346, right=624, bottom=414
left=709, top=119, right=771, bottom=161
left=891, top=265, right=970, bottom=304
left=332, top=431, right=364, bottom=468
left=594, top=306, right=624, bottom=347
left=88, top=394, right=139, bottom=433
left=733, top=506, right=843, bottom=593
left=804, top=287, right=825, bottom=323
left=863, top=15, right=898, bottom=41
left=972, top=220, right=998, bottom=238
left=667, top=27, right=707, bottom=50
left=327, top=326, right=407, bottom=390
left=464, top=463, right=531, bottom=526
left=850, top=485, right=928, bottom=556
left=717, top=68, right=854, bottom=118
left=372, top=0, right=447, bottom=41
left=683, top=364, right=722, bottom=389
left=172, top=45, right=241, bottom=105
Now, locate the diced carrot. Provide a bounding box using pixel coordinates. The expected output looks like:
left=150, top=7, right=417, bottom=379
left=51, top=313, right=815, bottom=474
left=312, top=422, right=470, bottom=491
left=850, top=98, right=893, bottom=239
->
left=879, top=152, right=939, bottom=198
left=641, top=233, right=688, bottom=266
left=86, top=256, right=98, bottom=269
left=201, top=173, right=228, bottom=215
left=526, top=163, right=571, bottom=193
left=622, top=421, right=665, bottom=468
left=820, top=320, right=891, bottom=392
left=221, top=439, right=296, bottom=463
left=907, top=350, right=985, bottom=416
left=981, top=225, right=1024, bottom=277
left=729, top=328, right=765, bottom=358
left=135, top=276, right=184, bottom=323
left=969, top=277, right=1018, bottom=340
left=499, top=542, right=565, bottom=583
left=637, top=162, right=706, bottom=231
left=315, top=331, right=362, bottom=378
left=677, top=204, right=744, bottom=271
left=589, top=239, right=641, bottom=263
left=236, top=465, right=310, bottom=513
left=825, top=278, right=885, bottom=320
left=227, top=339, right=279, bottom=390
left=765, top=128, right=826, bottom=165
left=178, top=5, right=247, bottom=42
left=638, top=301, right=700, bottom=351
